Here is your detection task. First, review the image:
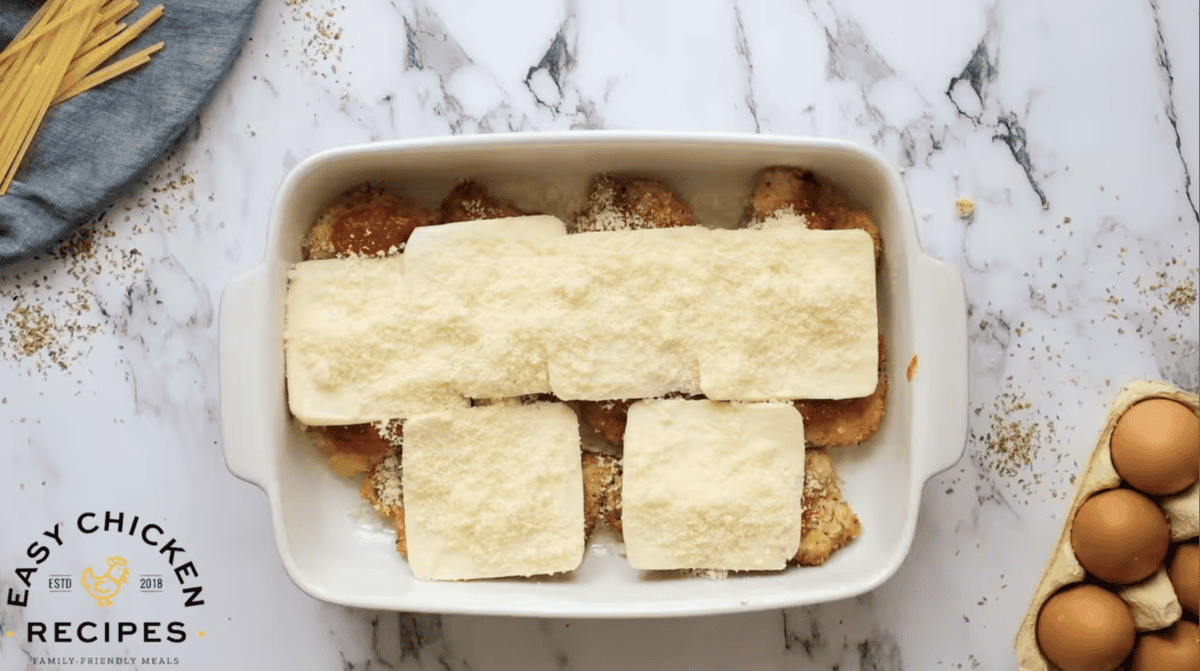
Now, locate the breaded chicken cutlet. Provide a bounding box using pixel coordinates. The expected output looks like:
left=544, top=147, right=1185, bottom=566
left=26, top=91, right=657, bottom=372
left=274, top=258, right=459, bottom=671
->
left=555, top=446, right=861, bottom=564
left=749, top=165, right=888, bottom=447
left=305, top=419, right=402, bottom=477
left=582, top=451, right=623, bottom=535
left=744, top=166, right=883, bottom=268
left=566, top=174, right=869, bottom=563
left=571, top=173, right=695, bottom=233
left=299, top=183, right=432, bottom=478
left=578, top=169, right=886, bottom=450
left=795, top=448, right=862, bottom=566
left=302, top=183, right=436, bottom=260
left=438, top=179, right=530, bottom=223
left=794, top=336, right=889, bottom=448
left=583, top=340, right=887, bottom=450
left=360, top=445, right=407, bottom=556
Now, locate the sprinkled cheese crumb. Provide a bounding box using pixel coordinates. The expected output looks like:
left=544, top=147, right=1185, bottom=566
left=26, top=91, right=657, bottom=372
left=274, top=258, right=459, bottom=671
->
left=622, top=400, right=806, bottom=571
left=752, top=208, right=809, bottom=230
left=955, top=196, right=975, bottom=220
left=402, top=403, right=585, bottom=580
left=373, top=450, right=403, bottom=510
left=372, top=418, right=404, bottom=447
left=574, top=182, right=640, bottom=232
left=685, top=568, right=730, bottom=580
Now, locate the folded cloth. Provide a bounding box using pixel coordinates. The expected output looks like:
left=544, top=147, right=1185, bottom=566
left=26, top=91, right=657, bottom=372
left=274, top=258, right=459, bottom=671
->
left=0, top=0, right=261, bottom=265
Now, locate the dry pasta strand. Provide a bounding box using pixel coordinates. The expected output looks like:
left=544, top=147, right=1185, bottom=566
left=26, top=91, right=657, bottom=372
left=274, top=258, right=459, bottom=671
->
left=1, top=32, right=65, bottom=186
left=1, top=0, right=105, bottom=194
left=3, top=4, right=100, bottom=190
left=10, top=0, right=69, bottom=43
left=0, top=0, right=165, bottom=196
left=81, top=0, right=141, bottom=53
left=0, top=0, right=89, bottom=64
left=58, top=4, right=163, bottom=96
left=0, top=61, right=51, bottom=180
left=97, top=0, right=140, bottom=26
left=53, top=41, right=163, bottom=105
left=80, top=20, right=125, bottom=55
left=0, top=37, right=46, bottom=122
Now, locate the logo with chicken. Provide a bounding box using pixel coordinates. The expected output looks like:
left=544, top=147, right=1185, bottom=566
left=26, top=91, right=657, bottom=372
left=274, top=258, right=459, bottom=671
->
left=81, top=555, right=129, bottom=607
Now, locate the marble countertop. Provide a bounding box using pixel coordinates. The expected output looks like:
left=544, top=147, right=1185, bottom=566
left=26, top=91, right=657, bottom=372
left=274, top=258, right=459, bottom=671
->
left=1, top=0, right=1196, bottom=669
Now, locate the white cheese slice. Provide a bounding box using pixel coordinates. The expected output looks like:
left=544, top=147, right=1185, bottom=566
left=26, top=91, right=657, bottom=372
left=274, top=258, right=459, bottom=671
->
left=401, top=403, right=585, bottom=581
left=621, top=399, right=806, bottom=571
left=404, top=214, right=567, bottom=292
left=284, top=256, right=467, bottom=425
left=545, top=229, right=706, bottom=400
left=404, top=215, right=568, bottom=398
left=285, top=219, right=879, bottom=422
left=696, top=227, right=878, bottom=400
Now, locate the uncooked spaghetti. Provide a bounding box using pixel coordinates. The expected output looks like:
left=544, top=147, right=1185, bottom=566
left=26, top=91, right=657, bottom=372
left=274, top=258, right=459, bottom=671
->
left=0, top=0, right=166, bottom=195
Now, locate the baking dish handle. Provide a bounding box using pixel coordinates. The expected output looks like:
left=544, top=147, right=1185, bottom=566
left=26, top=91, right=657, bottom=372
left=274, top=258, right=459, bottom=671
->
left=219, top=266, right=272, bottom=487
left=911, top=255, right=969, bottom=480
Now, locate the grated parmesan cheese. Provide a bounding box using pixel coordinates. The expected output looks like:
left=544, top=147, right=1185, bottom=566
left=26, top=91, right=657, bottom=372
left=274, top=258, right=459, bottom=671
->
left=283, top=255, right=468, bottom=425
left=573, top=183, right=646, bottom=232
left=284, top=220, right=877, bottom=424
left=373, top=450, right=403, bottom=510
left=401, top=403, right=584, bottom=580
left=621, top=399, right=806, bottom=571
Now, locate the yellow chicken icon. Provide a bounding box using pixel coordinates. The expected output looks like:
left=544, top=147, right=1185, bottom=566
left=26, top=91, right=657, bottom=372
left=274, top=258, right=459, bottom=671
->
left=81, top=556, right=129, bottom=607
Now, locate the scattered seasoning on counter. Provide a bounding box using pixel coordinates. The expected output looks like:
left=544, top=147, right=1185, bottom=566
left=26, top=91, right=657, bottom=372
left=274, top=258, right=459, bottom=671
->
left=283, top=0, right=344, bottom=81
left=6, top=303, right=56, bottom=359
left=0, top=220, right=141, bottom=373
left=0, top=147, right=201, bottom=374
left=984, top=416, right=1039, bottom=479
left=1141, top=263, right=1197, bottom=316
left=980, top=393, right=1040, bottom=478
left=1164, top=278, right=1196, bottom=314
left=965, top=388, right=1075, bottom=504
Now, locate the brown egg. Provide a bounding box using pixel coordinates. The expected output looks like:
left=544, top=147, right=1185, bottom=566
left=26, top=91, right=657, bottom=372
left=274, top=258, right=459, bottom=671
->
left=1130, top=620, right=1199, bottom=671
left=1168, top=542, right=1198, bottom=615
left=1110, top=398, right=1199, bottom=496
left=1071, top=488, right=1171, bottom=584
left=1037, top=584, right=1136, bottom=671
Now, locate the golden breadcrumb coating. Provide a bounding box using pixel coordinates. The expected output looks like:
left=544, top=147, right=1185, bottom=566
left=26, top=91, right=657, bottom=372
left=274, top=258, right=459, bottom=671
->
left=744, top=166, right=882, bottom=267
left=305, top=420, right=402, bottom=476
left=573, top=173, right=695, bottom=232
left=582, top=451, right=622, bottom=536
left=302, top=183, right=436, bottom=260
left=743, top=166, right=821, bottom=222
left=438, top=179, right=530, bottom=224
left=794, top=448, right=862, bottom=566
left=602, top=466, right=623, bottom=532
left=360, top=445, right=407, bottom=557
left=578, top=399, right=633, bottom=448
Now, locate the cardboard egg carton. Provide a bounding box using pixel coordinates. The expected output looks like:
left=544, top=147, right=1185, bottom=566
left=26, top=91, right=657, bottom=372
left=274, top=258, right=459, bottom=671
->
left=1015, top=380, right=1199, bottom=671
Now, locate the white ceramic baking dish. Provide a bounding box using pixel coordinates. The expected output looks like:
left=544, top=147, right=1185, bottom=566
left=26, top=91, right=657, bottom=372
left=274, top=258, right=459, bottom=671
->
left=219, top=131, right=968, bottom=617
